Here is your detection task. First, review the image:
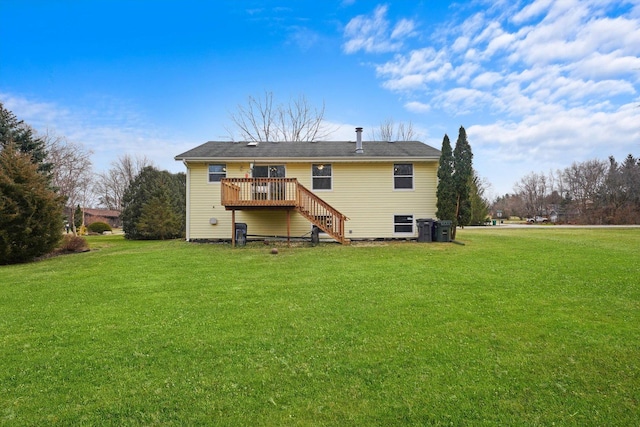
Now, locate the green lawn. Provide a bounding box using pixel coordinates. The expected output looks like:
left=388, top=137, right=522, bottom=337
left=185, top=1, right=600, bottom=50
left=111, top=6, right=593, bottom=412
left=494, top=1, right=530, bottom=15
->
left=1, top=228, right=639, bottom=426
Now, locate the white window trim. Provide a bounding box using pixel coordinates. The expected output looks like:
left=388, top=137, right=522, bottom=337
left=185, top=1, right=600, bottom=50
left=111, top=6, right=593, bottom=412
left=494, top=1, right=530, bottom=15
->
left=393, top=214, right=415, bottom=235
left=311, top=163, right=333, bottom=191
left=393, top=163, right=414, bottom=191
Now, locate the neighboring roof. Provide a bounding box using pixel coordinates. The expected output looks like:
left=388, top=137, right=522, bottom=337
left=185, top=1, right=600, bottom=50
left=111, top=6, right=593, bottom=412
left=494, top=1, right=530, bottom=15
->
left=175, top=140, right=441, bottom=162
left=84, top=208, right=121, bottom=217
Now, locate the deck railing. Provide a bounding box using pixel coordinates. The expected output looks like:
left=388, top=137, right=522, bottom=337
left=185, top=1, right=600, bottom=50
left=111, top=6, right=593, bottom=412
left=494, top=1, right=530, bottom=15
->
left=295, top=182, right=348, bottom=243
left=221, top=178, right=298, bottom=207
left=220, top=178, right=349, bottom=244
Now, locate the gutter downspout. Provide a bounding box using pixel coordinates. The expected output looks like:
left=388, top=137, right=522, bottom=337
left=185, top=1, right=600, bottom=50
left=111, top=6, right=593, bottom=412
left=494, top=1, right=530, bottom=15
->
left=183, top=160, right=190, bottom=241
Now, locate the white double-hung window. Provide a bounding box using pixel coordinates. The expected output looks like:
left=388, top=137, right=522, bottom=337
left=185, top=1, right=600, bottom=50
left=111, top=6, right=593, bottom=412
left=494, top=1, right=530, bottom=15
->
left=208, top=164, right=226, bottom=182
left=312, top=164, right=332, bottom=190
left=393, top=164, right=413, bottom=190
left=394, top=214, right=414, bottom=234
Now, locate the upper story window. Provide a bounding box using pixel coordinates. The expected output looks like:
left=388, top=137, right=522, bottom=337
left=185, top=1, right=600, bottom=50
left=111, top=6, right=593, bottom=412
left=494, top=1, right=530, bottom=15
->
left=208, top=164, right=226, bottom=182
left=394, top=163, right=413, bottom=189
left=253, top=165, right=285, bottom=178
left=312, top=164, right=332, bottom=190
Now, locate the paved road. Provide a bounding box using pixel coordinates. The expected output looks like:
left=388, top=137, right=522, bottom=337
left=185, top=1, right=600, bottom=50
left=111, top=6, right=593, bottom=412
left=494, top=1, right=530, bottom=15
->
left=467, top=224, right=640, bottom=229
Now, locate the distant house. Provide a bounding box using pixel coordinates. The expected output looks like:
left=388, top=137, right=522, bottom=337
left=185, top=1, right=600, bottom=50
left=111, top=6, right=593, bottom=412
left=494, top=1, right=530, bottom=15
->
left=84, top=208, right=121, bottom=228
left=174, top=128, right=441, bottom=244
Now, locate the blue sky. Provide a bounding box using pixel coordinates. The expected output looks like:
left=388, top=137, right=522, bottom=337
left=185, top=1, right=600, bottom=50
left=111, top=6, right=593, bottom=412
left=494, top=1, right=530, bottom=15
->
left=1, top=0, right=639, bottom=197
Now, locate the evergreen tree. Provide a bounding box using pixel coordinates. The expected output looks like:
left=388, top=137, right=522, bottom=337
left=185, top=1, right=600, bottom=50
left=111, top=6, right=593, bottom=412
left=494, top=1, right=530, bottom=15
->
left=121, top=166, right=185, bottom=240
left=137, top=192, right=181, bottom=240
left=436, top=134, right=456, bottom=221
left=469, top=171, right=489, bottom=225
left=0, top=143, right=64, bottom=264
left=74, top=205, right=83, bottom=230
left=452, top=126, right=473, bottom=239
left=0, top=102, right=52, bottom=176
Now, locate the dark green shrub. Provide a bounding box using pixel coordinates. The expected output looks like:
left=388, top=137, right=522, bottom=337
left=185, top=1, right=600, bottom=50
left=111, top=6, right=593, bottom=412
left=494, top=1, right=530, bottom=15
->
left=88, top=221, right=112, bottom=234
left=0, top=144, right=64, bottom=264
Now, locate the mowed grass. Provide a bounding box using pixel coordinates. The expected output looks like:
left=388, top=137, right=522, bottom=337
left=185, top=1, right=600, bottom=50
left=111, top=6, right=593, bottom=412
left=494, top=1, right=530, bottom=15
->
left=1, top=228, right=638, bottom=426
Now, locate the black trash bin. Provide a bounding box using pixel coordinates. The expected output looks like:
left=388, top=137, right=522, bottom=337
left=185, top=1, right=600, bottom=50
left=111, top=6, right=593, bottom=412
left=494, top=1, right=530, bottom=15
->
left=434, top=220, right=452, bottom=242
left=416, top=218, right=434, bottom=242
left=235, top=223, right=247, bottom=246
left=311, top=225, right=320, bottom=244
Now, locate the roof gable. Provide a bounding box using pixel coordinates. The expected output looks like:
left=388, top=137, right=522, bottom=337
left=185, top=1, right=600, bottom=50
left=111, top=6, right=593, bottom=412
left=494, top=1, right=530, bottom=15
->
left=175, top=140, right=441, bottom=161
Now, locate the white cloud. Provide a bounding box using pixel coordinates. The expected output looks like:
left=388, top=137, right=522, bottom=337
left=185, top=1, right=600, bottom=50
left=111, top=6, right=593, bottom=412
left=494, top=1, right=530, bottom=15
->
left=391, top=18, right=416, bottom=39
left=470, top=101, right=640, bottom=159
left=287, top=26, right=320, bottom=51
left=404, top=101, right=431, bottom=113
left=1, top=92, right=193, bottom=174
left=452, top=36, right=470, bottom=52
left=343, top=5, right=416, bottom=54
left=571, top=53, right=640, bottom=79
left=381, top=74, right=428, bottom=91
left=434, top=88, right=495, bottom=115
left=482, top=31, right=516, bottom=59
left=1, top=93, right=70, bottom=124
left=375, top=48, right=453, bottom=90
left=344, top=1, right=640, bottom=194
left=511, top=0, right=554, bottom=25
left=471, top=71, right=503, bottom=88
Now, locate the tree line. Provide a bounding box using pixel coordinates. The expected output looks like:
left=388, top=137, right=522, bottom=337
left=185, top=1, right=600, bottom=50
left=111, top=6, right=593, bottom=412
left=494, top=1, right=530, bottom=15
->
left=1, top=102, right=186, bottom=264
left=493, top=155, right=640, bottom=224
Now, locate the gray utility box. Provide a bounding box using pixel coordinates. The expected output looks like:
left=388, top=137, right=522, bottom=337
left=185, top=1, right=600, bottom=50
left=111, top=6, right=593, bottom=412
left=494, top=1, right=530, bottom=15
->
left=416, top=218, right=435, bottom=242
left=235, top=223, right=247, bottom=246
left=433, top=220, right=452, bottom=242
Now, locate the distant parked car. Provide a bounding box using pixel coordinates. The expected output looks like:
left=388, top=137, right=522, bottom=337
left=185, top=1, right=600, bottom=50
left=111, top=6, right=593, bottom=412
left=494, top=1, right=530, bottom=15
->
left=526, top=216, right=549, bottom=223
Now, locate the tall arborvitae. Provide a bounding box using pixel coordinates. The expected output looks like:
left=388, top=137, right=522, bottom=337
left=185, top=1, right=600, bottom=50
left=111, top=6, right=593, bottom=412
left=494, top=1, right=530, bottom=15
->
left=436, top=134, right=456, bottom=222
left=0, top=144, right=64, bottom=264
left=452, top=126, right=473, bottom=239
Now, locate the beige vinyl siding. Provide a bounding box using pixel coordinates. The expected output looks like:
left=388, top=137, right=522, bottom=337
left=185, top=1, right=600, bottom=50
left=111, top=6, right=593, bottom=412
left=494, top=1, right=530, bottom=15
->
left=184, top=160, right=438, bottom=241
left=308, top=162, right=437, bottom=239
left=187, top=163, right=221, bottom=240
left=186, top=162, right=312, bottom=240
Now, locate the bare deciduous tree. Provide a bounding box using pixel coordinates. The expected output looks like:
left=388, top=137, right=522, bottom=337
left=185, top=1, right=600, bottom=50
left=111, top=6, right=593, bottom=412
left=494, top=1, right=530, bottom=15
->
left=515, top=172, right=547, bottom=217
left=369, top=118, right=416, bottom=141
left=563, top=159, right=607, bottom=223
left=227, top=91, right=333, bottom=142
left=94, top=154, right=153, bottom=211
left=42, top=130, right=93, bottom=234
left=505, top=155, right=639, bottom=224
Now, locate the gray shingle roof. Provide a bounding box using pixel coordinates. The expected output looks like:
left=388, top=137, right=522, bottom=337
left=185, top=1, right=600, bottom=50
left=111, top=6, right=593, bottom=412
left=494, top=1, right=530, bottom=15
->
left=175, top=140, right=441, bottom=161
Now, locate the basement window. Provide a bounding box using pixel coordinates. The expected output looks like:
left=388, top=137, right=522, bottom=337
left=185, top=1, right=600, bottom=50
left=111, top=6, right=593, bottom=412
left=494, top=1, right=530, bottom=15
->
left=394, top=214, right=414, bottom=233
left=208, top=164, right=226, bottom=182
left=312, top=164, right=332, bottom=190
left=393, top=163, right=413, bottom=189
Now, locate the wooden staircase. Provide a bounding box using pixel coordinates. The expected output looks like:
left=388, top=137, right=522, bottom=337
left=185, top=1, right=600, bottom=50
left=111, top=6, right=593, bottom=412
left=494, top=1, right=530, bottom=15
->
left=295, top=182, right=350, bottom=244
left=221, top=178, right=350, bottom=244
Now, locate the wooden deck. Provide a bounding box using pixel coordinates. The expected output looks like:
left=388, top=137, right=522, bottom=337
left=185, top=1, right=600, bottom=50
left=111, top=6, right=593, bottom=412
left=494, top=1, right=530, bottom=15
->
left=221, top=178, right=298, bottom=209
left=221, top=178, right=349, bottom=244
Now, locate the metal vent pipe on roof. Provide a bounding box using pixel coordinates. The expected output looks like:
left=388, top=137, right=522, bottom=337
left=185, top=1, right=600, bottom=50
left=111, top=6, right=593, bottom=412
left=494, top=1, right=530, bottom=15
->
left=355, top=127, right=363, bottom=154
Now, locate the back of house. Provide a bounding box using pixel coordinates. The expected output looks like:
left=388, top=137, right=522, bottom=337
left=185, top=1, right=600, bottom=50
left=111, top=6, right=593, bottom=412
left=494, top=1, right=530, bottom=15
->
left=175, top=129, right=441, bottom=243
